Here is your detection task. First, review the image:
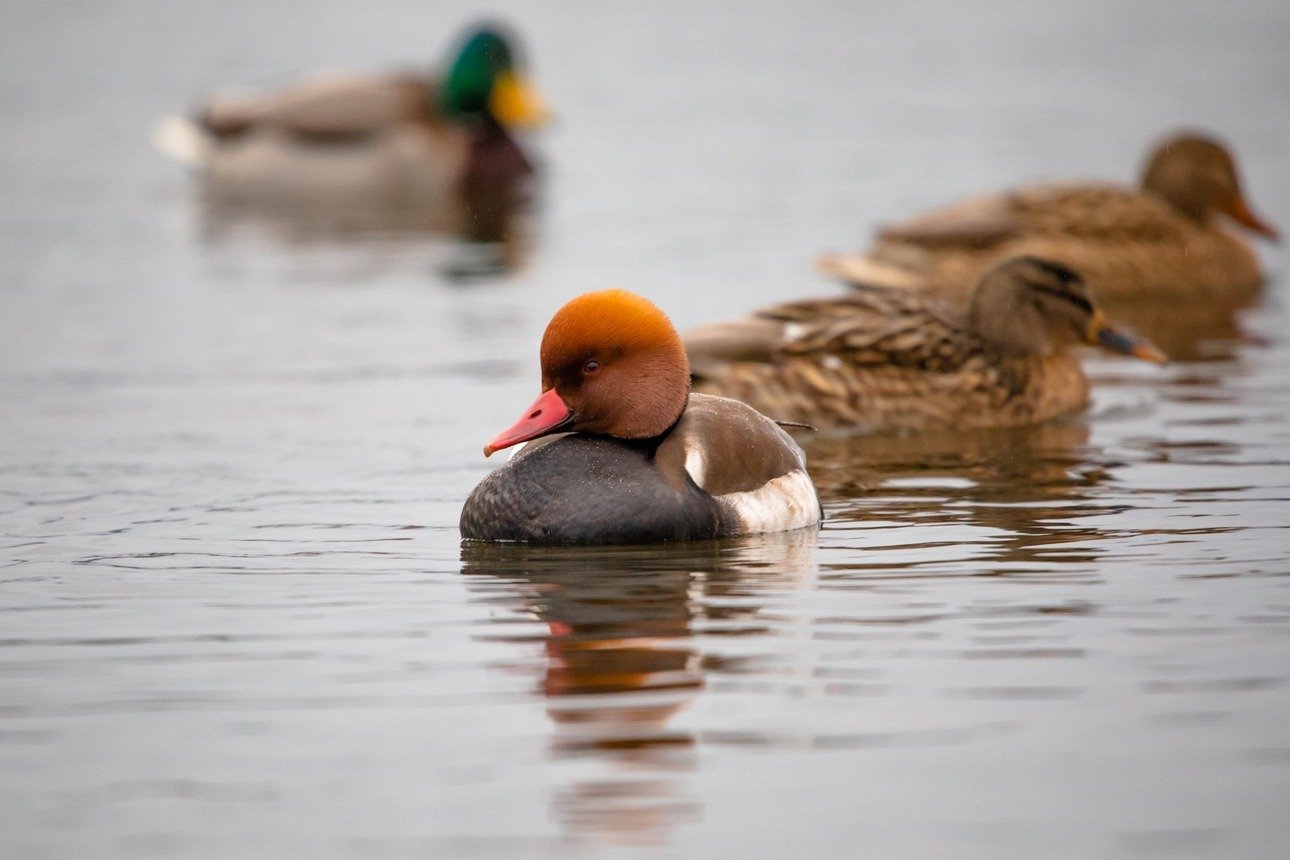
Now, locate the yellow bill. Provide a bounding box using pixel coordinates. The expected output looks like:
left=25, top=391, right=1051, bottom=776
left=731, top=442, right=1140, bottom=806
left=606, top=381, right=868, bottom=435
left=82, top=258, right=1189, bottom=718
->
left=490, top=71, right=549, bottom=128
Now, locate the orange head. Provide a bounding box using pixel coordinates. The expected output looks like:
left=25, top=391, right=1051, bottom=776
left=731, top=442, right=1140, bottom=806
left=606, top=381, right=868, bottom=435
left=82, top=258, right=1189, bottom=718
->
left=484, top=290, right=690, bottom=456
left=1140, top=132, right=1278, bottom=240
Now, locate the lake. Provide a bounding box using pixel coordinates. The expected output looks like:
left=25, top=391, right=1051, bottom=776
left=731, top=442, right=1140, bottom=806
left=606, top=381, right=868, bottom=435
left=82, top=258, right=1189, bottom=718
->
left=2, top=1, right=1289, bottom=856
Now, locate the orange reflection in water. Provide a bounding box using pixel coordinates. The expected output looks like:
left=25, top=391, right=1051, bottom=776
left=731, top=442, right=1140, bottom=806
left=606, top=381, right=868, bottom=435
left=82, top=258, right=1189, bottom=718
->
left=462, top=532, right=817, bottom=846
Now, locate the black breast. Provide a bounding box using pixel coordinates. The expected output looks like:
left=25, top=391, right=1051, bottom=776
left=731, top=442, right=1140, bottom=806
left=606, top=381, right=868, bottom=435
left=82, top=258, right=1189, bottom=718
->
left=460, top=435, right=728, bottom=544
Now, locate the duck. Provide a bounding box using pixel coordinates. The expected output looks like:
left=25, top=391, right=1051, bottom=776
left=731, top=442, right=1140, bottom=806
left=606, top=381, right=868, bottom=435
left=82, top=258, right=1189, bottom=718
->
left=685, top=256, right=1166, bottom=432
left=818, top=132, right=1278, bottom=305
left=155, top=24, right=546, bottom=237
left=460, top=290, right=822, bottom=544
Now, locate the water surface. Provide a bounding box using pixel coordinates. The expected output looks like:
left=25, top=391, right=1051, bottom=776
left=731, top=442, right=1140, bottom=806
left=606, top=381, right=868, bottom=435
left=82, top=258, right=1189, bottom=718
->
left=3, top=1, right=1289, bottom=856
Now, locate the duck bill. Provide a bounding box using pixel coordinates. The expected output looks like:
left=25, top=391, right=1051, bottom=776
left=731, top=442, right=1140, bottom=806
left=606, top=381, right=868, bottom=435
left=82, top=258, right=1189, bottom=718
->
left=489, top=71, right=549, bottom=128
left=483, top=388, right=572, bottom=457
left=1227, top=195, right=1279, bottom=241
left=1092, top=323, right=1168, bottom=364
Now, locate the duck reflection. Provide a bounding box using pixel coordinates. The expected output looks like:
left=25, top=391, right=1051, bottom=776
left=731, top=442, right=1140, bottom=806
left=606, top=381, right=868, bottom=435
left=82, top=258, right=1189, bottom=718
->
left=194, top=180, right=536, bottom=281
left=806, top=419, right=1113, bottom=572
left=460, top=531, right=817, bottom=846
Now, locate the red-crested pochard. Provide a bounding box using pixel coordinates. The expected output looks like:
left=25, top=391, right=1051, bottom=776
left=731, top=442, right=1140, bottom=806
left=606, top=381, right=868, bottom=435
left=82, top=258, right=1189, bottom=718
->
left=460, top=290, right=822, bottom=544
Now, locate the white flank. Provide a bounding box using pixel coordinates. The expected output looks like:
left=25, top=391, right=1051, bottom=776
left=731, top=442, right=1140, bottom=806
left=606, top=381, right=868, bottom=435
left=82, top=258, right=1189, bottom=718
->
left=151, top=116, right=210, bottom=168
left=683, top=445, right=707, bottom=487
left=717, top=469, right=820, bottom=535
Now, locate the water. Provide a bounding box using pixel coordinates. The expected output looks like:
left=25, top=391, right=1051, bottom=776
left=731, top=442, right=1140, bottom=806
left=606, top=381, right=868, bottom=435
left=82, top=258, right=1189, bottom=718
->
left=3, top=1, right=1290, bottom=856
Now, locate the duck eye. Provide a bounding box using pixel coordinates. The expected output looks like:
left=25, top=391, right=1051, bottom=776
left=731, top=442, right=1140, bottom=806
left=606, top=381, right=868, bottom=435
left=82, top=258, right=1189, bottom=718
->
left=583, top=360, right=600, bottom=375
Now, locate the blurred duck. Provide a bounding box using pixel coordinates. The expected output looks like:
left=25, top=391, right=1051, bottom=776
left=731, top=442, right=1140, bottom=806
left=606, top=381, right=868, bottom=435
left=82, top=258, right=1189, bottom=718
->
left=156, top=24, right=546, bottom=236
left=460, top=291, right=821, bottom=544
left=686, top=257, right=1166, bottom=432
left=819, top=133, right=1277, bottom=304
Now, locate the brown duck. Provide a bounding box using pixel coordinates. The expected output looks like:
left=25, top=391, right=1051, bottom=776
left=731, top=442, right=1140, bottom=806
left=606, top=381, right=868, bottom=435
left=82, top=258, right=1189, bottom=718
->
left=819, top=133, right=1278, bottom=305
left=686, top=257, right=1165, bottom=432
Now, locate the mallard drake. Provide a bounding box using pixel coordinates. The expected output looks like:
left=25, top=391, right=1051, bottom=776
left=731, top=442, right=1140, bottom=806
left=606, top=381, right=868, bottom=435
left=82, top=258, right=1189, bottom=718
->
left=156, top=24, right=546, bottom=237
left=460, top=290, right=821, bottom=544
left=686, top=257, right=1165, bottom=432
left=819, top=133, right=1277, bottom=305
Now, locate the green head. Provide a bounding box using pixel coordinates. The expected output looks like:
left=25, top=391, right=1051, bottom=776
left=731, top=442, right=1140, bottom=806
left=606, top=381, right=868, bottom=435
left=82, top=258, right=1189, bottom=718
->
left=442, top=25, right=547, bottom=127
